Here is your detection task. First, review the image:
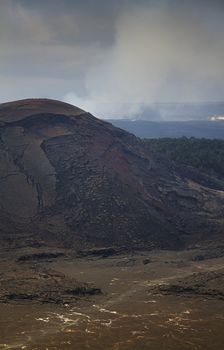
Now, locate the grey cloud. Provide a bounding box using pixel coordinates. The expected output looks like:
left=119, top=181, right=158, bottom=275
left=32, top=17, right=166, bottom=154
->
left=0, top=0, right=116, bottom=46
left=64, top=1, right=224, bottom=117
left=0, top=0, right=224, bottom=118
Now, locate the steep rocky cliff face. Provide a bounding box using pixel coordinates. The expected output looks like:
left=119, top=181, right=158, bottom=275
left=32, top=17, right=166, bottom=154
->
left=0, top=99, right=223, bottom=249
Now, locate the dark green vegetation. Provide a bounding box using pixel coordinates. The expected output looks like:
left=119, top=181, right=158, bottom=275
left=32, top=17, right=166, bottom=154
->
left=144, top=137, right=224, bottom=180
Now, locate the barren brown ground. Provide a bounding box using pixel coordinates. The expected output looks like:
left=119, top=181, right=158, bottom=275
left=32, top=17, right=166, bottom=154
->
left=1, top=241, right=224, bottom=350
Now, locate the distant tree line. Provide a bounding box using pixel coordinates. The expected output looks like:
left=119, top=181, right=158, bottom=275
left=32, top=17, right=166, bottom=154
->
left=143, top=137, right=224, bottom=178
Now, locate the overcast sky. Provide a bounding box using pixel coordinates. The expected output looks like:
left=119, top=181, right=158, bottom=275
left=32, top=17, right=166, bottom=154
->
left=1, top=0, right=224, bottom=117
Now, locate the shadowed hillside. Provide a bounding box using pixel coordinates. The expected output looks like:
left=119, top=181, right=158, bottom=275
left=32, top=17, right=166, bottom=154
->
left=0, top=99, right=224, bottom=250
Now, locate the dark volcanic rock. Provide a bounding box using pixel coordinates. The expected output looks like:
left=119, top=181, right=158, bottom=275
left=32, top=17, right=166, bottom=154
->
left=77, top=247, right=118, bottom=258
left=17, top=252, right=65, bottom=262
left=143, top=258, right=151, bottom=265
left=149, top=270, right=224, bottom=300
left=65, top=287, right=101, bottom=296
left=0, top=267, right=101, bottom=304
left=0, top=98, right=224, bottom=250
left=192, top=246, right=224, bottom=261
